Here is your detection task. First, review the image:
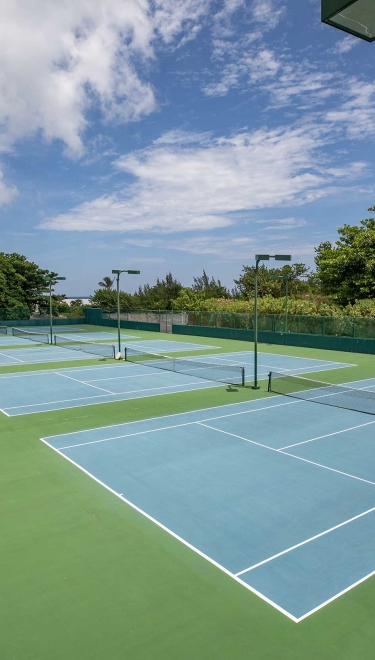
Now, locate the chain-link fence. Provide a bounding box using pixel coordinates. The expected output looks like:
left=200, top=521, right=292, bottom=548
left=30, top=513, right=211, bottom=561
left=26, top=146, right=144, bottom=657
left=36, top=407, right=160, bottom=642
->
left=100, top=307, right=375, bottom=339
left=102, top=309, right=187, bottom=333
left=184, top=311, right=375, bottom=339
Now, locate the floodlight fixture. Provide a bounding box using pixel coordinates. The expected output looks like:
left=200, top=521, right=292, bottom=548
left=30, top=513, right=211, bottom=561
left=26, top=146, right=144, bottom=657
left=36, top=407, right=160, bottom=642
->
left=253, top=254, right=292, bottom=389
left=112, top=268, right=141, bottom=353
left=42, top=275, right=66, bottom=342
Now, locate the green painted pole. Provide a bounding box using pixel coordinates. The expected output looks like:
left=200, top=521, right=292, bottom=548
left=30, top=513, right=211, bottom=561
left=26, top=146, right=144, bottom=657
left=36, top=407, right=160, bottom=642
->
left=49, top=281, right=53, bottom=344
left=116, top=273, right=121, bottom=355
left=285, top=277, right=288, bottom=333
left=253, top=260, right=260, bottom=389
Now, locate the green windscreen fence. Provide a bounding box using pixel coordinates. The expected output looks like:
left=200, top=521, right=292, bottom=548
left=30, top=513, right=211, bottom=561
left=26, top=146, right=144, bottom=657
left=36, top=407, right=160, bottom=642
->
left=91, top=307, right=375, bottom=341
left=184, top=311, right=375, bottom=339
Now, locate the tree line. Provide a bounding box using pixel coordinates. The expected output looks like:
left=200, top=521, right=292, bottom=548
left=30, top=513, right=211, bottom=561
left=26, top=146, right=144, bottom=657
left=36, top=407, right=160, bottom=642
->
left=2, top=206, right=375, bottom=317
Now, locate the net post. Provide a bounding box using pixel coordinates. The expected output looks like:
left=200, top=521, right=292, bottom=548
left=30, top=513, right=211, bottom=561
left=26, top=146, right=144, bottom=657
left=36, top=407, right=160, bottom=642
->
left=54, top=336, right=57, bottom=345
left=124, top=347, right=127, bottom=361
left=242, top=367, right=245, bottom=387
left=267, top=371, right=272, bottom=392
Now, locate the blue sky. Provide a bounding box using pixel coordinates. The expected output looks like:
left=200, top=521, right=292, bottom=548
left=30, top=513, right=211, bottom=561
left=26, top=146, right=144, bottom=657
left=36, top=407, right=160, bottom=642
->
left=0, top=0, right=374, bottom=296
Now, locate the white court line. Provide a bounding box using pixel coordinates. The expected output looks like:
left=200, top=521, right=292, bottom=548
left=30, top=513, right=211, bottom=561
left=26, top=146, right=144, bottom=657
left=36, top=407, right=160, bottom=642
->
left=205, top=350, right=356, bottom=366
left=59, top=421, right=198, bottom=450
left=41, top=374, right=375, bottom=440
left=192, top=355, right=354, bottom=374
left=56, top=400, right=301, bottom=450
left=297, top=568, right=375, bottom=622
left=56, top=372, right=115, bottom=394
left=252, top=350, right=357, bottom=365
left=278, top=418, right=375, bottom=451
left=42, top=394, right=286, bottom=439
left=0, top=350, right=25, bottom=363
left=280, top=449, right=375, bottom=486
left=196, top=423, right=375, bottom=487
left=3, top=379, right=218, bottom=412
left=0, top=363, right=138, bottom=378
left=236, top=504, right=375, bottom=576
left=0, top=407, right=10, bottom=417
left=40, top=437, right=297, bottom=623
left=197, top=422, right=279, bottom=451
left=84, top=372, right=166, bottom=382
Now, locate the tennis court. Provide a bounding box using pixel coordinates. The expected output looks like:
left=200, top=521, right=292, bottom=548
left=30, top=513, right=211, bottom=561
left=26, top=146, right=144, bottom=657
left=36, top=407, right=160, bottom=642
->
left=0, top=352, right=352, bottom=416
left=43, top=375, right=375, bottom=622
left=0, top=331, right=140, bottom=348
left=0, top=339, right=220, bottom=365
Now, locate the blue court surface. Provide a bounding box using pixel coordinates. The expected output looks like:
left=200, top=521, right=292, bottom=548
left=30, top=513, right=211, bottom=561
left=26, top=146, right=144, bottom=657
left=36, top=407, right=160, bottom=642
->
left=19, top=325, right=86, bottom=333
left=0, top=340, right=219, bottom=366
left=42, top=380, right=375, bottom=622
left=0, top=332, right=139, bottom=348
left=119, top=339, right=218, bottom=353
left=0, top=353, right=353, bottom=416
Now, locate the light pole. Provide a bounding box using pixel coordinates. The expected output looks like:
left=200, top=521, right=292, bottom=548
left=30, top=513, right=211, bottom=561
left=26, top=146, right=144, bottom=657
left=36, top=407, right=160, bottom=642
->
left=270, top=274, right=290, bottom=333
left=111, top=269, right=140, bottom=354
left=43, top=275, right=66, bottom=344
left=253, top=255, right=291, bottom=390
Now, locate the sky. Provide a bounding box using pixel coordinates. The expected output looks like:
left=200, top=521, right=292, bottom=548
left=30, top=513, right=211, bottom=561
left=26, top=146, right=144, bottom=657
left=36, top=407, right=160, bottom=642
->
left=0, top=0, right=374, bottom=297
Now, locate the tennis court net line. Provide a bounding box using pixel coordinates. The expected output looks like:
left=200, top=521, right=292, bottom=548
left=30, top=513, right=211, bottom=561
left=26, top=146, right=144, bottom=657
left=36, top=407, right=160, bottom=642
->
left=12, top=327, right=49, bottom=344
left=0, top=326, right=7, bottom=334
left=54, top=334, right=115, bottom=359
left=125, top=346, right=245, bottom=386
left=268, top=371, right=375, bottom=416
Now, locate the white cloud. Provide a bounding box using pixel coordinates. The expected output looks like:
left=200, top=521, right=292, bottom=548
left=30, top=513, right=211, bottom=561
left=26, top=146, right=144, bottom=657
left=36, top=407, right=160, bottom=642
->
left=40, top=123, right=362, bottom=234
left=331, top=35, right=359, bottom=55
left=204, top=48, right=281, bottom=96
left=0, top=169, right=18, bottom=206
left=325, top=81, right=375, bottom=139
left=0, top=0, right=211, bottom=158
left=122, top=233, right=316, bottom=261
left=256, top=217, right=308, bottom=230
left=126, top=234, right=256, bottom=258
left=251, top=0, right=285, bottom=30
left=265, top=67, right=335, bottom=107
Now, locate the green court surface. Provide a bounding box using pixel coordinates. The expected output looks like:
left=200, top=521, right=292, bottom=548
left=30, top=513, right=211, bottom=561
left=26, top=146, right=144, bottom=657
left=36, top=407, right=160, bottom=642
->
left=1, top=326, right=375, bottom=659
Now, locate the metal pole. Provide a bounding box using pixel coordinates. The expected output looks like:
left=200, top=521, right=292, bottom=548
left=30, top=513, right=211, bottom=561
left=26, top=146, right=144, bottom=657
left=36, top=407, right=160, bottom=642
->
left=285, top=277, right=288, bottom=333
left=253, top=260, right=260, bottom=389
left=117, top=273, right=121, bottom=354
left=49, top=281, right=53, bottom=344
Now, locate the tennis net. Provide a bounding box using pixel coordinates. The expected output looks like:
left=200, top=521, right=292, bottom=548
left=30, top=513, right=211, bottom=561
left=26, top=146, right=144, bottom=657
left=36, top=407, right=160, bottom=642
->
left=12, top=327, right=49, bottom=344
left=125, top=346, right=245, bottom=386
left=0, top=326, right=7, bottom=334
left=268, top=371, right=375, bottom=416
left=54, top=334, right=115, bottom=359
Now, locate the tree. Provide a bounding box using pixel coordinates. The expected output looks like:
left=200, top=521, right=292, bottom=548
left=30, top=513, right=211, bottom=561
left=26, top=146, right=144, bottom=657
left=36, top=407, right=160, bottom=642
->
left=170, top=288, right=208, bottom=311
left=90, top=289, right=133, bottom=309
left=134, top=272, right=182, bottom=309
left=38, top=293, right=69, bottom=317
left=192, top=270, right=230, bottom=298
left=0, top=253, right=59, bottom=310
left=233, top=263, right=312, bottom=299
left=98, top=276, right=115, bottom=290
left=315, top=211, right=375, bottom=304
